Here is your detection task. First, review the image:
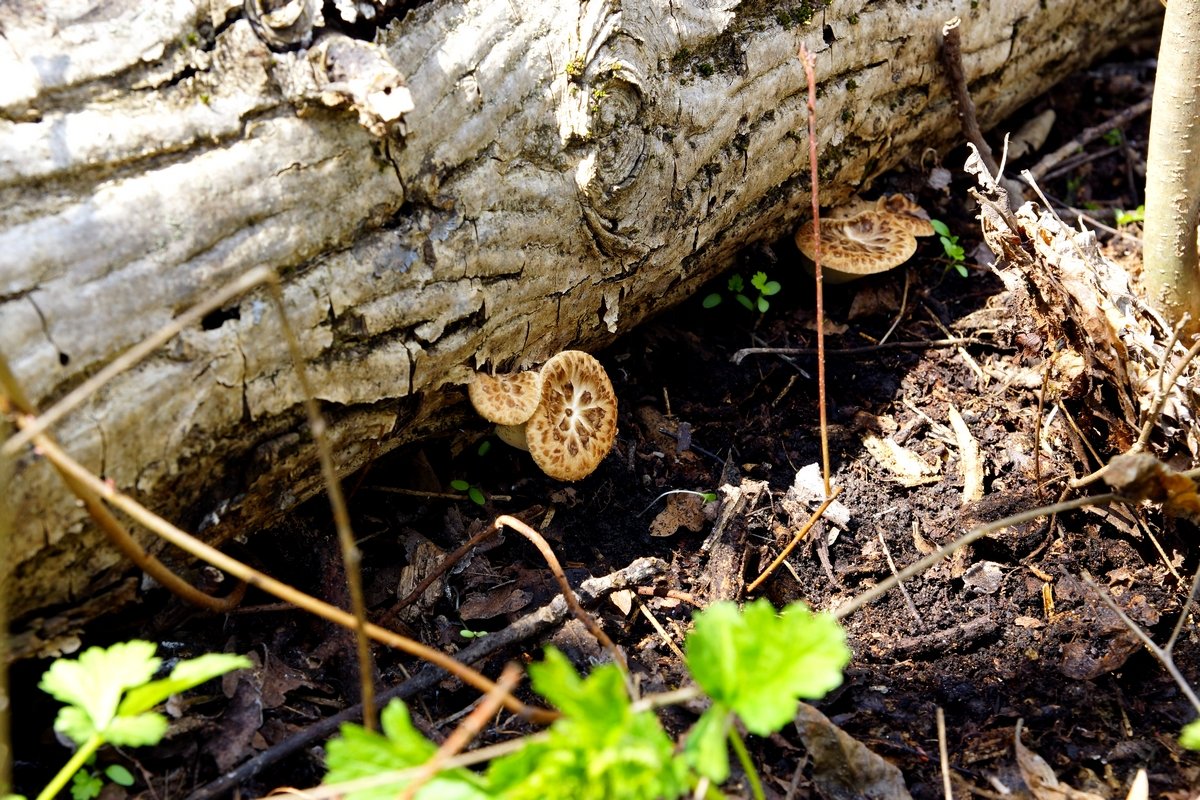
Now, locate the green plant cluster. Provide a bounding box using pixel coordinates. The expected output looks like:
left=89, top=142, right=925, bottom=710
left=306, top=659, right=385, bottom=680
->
left=930, top=219, right=968, bottom=277
left=11, top=641, right=250, bottom=800
left=703, top=271, right=781, bottom=313
left=322, top=599, right=850, bottom=799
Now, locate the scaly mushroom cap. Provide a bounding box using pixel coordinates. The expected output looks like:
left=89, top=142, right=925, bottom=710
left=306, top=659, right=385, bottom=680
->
left=526, top=350, right=618, bottom=481
left=794, top=211, right=918, bottom=279
left=468, top=369, right=544, bottom=426
left=876, top=194, right=935, bottom=237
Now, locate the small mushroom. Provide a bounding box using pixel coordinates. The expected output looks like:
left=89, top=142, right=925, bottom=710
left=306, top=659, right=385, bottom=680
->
left=468, top=370, right=544, bottom=427
left=525, top=350, right=618, bottom=481
left=795, top=209, right=918, bottom=283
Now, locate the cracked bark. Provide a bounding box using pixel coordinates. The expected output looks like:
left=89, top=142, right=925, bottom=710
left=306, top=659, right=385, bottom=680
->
left=0, top=0, right=1161, bottom=646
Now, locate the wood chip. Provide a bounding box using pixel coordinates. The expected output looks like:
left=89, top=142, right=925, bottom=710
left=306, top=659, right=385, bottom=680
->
left=948, top=404, right=984, bottom=503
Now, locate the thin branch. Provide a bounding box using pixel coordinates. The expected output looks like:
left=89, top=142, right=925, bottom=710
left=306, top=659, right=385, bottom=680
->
left=799, top=43, right=831, bottom=497
left=746, top=486, right=843, bottom=594
left=23, top=431, right=558, bottom=725
left=732, top=337, right=981, bottom=364
left=494, top=514, right=627, bottom=671
left=833, top=493, right=1121, bottom=619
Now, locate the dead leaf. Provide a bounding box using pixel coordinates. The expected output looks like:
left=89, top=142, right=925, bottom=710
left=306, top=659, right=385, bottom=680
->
left=948, top=404, right=984, bottom=503
left=459, top=586, right=533, bottom=620
left=1005, top=109, right=1056, bottom=159
left=794, top=702, right=913, bottom=800
left=650, top=492, right=709, bottom=537
left=1015, top=719, right=1106, bottom=800
left=862, top=433, right=941, bottom=486
left=1103, top=452, right=1200, bottom=522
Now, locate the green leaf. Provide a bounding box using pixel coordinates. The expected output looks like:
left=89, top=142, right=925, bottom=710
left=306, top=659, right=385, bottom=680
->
left=756, top=296, right=769, bottom=314
left=496, top=649, right=688, bottom=800
left=727, top=274, right=744, bottom=292
left=750, top=271, right=769, bottom=291
left=686, top=599, right=850, bottom=735
left=468, top=487, right=486, bottom=506
left=104, top=765, right=135, bottom=787
left=450, top=479, right=471, bottom=492
left=701, top=492, right=718, bottom=502
left=930, top=219, right=950, bottom=237
left=120, top=653, right=251, bottom=715
left=70, top=770, right=102, bottom=800
left=325, top=700, right=488, bottom=800
left=683, top=706, right=732, bottom=783
left=477, top=440, right=492, bottom=457
left=1181, top=719, right=1200, bottom=750
left=103, top=712, right=169, bottom=747
left=954, top=262, right=969, bottom=278
left=735, top=294, right=753, bottom=311
left=702, top=293, right=723, bottom=309
left=760, top=280, right=781, bottom=296
left=40, top=641, right=161, bottom=745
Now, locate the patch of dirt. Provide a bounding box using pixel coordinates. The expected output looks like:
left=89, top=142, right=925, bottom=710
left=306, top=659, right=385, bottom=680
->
left=11, top=42, right=1200, bottom=800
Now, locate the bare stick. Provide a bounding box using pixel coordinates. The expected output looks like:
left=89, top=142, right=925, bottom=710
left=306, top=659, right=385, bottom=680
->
left=1028, top=97, right=1153, bottom=182
left=879, top=531, right=922, bottom=625
left=381, top=524, right=503, bottom=627
left=833, top=494, right=1121, bottom=619
left=798, top=44, right=831, bottom=497
left=494, top=514, right=627, bottom=670
left=939, top=18, right=1000, bottom=179
left=264, top=278, right=378, bottom=731
left=746, top=486, right=842, bottom=594
left=22, top=430, right=557, bottom=725
left=937, top=707, right=952, bottom=800
left=2, top=266, right=276, bottom=457
left=731, top=338, right=979, bottom=364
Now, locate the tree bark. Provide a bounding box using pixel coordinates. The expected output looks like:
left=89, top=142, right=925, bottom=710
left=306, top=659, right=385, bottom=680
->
left=0, top=0, right=1162, bottom=642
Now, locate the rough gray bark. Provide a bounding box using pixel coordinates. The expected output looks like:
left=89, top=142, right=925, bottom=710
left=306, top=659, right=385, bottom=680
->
left=0, top=0, right=1162, bottom=642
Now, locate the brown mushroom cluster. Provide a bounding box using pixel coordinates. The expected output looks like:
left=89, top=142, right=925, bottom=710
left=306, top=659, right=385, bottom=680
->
left=468, top=351, right=618, bottom=481
left=794, top=194, right=934, bottom=282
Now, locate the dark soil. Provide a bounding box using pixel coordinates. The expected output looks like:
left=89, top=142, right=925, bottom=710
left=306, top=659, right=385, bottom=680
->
left=12, top=41, right=1200, bottom=800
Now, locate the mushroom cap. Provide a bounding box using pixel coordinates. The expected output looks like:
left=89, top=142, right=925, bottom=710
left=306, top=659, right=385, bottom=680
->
left=794, top=211, right=918, bottom=279
left=876, top=194, right=935, bottom=237
left=468, top=369, right=544, bottom=426
left=526, top=350, right=618, bottom=481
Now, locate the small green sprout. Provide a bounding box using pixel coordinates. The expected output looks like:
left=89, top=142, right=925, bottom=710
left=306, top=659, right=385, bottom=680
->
left=459, top=627, right=489, bottom=639
left=477, top=439, right=492, bottom=457
left=450, top=479, right=486, bottom=506
left=703, top=271, right=781, bottom=312
left=1102, top=127, right=1123, bottom=147
left=564, top=56, right=585, bottom=79
left=1181, top=719, right=1200, bottom=750
left=1115, top=204, right=1145, bottom=226
left=930, top=219, right=968, bottom=277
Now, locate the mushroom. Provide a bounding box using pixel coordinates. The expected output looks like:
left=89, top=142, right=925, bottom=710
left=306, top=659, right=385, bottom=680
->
left=875, top=193, right=935, bottom=238
left=794, top=208, right=918, bottom=283
left=525, top=350, right=618, bottom=481
left=468, top=369, right=544, bottom=427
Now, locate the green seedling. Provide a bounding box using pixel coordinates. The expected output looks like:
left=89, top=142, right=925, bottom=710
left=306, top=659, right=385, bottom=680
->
left=930, top=219, right=968, bottom=277
left=459, top=627, right=489, bottom=640
left=21, top=640, right=250, bottom=800
left=1182, top=720, right=1200, bottom=750
left=321, top=599, right=849, bottom=800
left=1115, top=204, right=1145, bottom=226
left=69, top=763, right=135, bottom=800
left=703, top=271, right=781, bottom=313
left=1102, top=127, right=1123, bottom=147
left=450, top=479, right=486, bottom=506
